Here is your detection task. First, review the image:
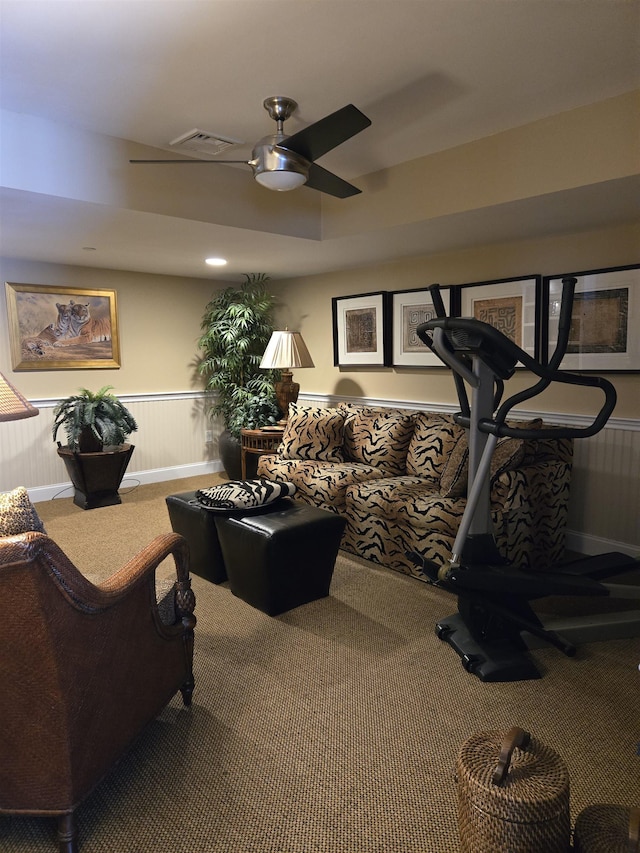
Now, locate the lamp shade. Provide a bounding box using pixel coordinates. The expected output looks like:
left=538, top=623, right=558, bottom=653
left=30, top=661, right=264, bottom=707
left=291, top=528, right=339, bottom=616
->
left=260, top=331, right=314, bottom=370
left=0, top=372, right=39, bottom=422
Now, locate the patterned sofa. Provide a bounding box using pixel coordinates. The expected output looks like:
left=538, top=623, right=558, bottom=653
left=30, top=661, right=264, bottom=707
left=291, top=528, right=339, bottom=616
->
left=256, top=402, right=573, bottom=582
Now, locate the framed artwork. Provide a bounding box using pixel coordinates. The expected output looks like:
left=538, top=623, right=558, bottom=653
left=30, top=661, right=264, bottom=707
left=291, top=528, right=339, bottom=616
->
left=390, top=286, right=451, bottom=367
left=458, top=275, right=541, bottom=363
left=543, top=264, right=640, bottom=372
left=5, top=283, right=121, bottom=370
left=332, top=291, right=390, bottom=367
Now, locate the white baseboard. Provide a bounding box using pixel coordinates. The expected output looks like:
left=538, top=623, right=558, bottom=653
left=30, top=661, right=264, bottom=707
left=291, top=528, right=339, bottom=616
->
left=566, top=529, right=640, bottom=559
left=29, top=460, right=224, bottom=503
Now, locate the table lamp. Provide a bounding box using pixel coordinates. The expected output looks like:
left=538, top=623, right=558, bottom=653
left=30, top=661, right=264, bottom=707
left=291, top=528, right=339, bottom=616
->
left=260, top=330, right=314, bottom=423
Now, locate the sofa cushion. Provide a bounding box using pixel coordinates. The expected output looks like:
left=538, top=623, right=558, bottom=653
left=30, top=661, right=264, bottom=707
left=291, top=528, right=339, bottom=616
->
left=344, top=476, right=466, bottom=575
left=439, top=418, right=544, bottom=498
left=344, top=409, right=415, bottom=475
left=0, top=487, right=46, bottom=536
left=339, top=402, right=415, bottom=456
left=279, top=404, right=345, bottom=463
left=405, top=413, right=463, bottom=481
left=257, top=454, right=383, bottom=513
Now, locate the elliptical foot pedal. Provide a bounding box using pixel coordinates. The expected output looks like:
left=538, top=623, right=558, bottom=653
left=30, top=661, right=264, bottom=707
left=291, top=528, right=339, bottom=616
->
left=435, top=614, right=542, bottom=682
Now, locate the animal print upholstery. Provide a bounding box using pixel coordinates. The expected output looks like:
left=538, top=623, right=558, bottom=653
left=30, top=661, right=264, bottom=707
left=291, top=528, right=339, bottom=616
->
left=439, top=418, right=544, bottom=498
left=0, top=487, right=46, bottom=536
left=257, top=455, right=384, bottom=514
left=195, top=478, right=296, bottom=511
left=342, top=409, right=415, bottom=475
left=405, top=413, right=464, bottom=481
left=279, top=403, right=345, bottom=462
left=256, top=403, right=573, bottom=581
left=338, top=402, right=415, bottom=463
left=342, top=477, right=465, bottom=576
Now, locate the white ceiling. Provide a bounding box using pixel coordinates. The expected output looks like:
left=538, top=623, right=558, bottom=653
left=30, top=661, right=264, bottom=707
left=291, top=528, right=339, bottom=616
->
left=1, top=0, right=639, bottom=282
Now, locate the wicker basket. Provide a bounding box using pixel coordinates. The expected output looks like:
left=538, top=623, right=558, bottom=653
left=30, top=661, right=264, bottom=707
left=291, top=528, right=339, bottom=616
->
left=456, top=726, right=571, bottom=853
left=573, top=804, right=639, bottom=853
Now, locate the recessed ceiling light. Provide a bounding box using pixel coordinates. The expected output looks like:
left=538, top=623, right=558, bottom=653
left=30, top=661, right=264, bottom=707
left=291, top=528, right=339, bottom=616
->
left=205, top=257, right=227, bottom=266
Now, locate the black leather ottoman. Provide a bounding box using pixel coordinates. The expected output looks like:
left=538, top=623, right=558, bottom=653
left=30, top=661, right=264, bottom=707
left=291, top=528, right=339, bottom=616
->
left=215, top=500, right=346, bottom=615
left=165, top=491, right=227, bottom=583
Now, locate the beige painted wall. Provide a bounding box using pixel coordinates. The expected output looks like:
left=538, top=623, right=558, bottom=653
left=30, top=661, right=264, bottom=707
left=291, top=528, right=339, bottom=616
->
left=1, top=224, right=638, bottom=550
left=2, top=220, right=638, bottom=417
left=0, top=257, right=222, bottom=399
left=269, top=221, right=640, bottom=419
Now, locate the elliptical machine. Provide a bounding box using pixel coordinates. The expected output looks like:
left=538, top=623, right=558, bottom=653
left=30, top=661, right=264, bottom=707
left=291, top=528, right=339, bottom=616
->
left=412, top=278, right=640, bottom=682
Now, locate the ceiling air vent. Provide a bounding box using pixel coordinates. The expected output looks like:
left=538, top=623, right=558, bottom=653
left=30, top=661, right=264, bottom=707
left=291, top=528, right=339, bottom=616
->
left=169, top=128, right=244, bottom=157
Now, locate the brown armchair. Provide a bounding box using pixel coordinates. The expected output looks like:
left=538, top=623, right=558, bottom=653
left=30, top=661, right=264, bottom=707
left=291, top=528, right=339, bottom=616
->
left=0, top=530, right=196, bottom=853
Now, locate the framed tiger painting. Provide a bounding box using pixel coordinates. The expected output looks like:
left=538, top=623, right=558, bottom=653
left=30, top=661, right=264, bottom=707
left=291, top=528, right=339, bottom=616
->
left=5, top=283, right=121, bottom=370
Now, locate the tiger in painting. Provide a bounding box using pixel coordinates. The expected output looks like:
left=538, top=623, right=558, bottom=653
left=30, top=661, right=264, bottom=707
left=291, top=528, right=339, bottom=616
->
left=52, top=300, right=112, bottom=346
left=21, top=302, right=74, bottom=358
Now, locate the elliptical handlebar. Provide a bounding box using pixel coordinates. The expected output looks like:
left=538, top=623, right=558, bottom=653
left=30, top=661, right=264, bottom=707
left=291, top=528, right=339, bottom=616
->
left=548, top=276, right=575, bottom=372
left=428, top=284, right=471, bottom=419
left=417, top=279, right=618, bottom=442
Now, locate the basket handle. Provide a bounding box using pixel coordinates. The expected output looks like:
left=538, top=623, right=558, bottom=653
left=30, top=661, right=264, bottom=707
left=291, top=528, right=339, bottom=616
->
left=492, top=726, right=531, bottom=786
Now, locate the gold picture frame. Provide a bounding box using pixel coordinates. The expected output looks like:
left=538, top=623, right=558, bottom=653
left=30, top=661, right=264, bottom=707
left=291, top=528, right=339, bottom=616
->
left=5, top=282, right=121, bottom=370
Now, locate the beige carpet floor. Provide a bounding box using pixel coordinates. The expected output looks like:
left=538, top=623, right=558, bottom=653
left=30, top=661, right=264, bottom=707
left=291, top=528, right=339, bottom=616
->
left=2, top=476, right=638, bottom=852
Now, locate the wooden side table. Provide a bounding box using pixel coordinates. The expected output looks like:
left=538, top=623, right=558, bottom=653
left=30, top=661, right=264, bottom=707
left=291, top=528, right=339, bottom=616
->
left=240, top=428, right=284, bottom=479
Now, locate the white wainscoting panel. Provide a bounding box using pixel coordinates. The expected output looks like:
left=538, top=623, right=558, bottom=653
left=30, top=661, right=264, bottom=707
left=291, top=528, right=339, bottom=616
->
left=0, top=391, right=223, bottom=502
left=567, top=421, right=640, bottom=556
left=1, top=390, right=638, bottom=556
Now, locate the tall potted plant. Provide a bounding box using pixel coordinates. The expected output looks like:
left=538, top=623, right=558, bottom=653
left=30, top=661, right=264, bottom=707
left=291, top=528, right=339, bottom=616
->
left=52, top=385, right=138, bottom=509
left=198, top=273, right=280, bottom=479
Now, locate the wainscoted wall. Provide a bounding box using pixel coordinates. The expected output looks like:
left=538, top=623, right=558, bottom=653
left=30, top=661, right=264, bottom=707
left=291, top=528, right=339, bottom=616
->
left=2, top=391, right=638, bottom=557
left=0, top=391, right=222, bottom=502
left=569, top=418, right=640, bottom=555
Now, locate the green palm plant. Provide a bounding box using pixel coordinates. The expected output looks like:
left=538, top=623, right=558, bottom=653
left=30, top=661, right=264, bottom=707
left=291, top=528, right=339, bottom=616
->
left=52, top=385, right=138, bottom=451
left=198, top=273, right=281, bottom=439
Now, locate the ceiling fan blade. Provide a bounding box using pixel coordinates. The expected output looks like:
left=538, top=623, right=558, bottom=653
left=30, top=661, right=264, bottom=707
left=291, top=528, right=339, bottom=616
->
left=281, top=104, right=371, bottom=162
left=129, top=159, right=250, bottom=164
left=305, top=163, right=361, bottom=198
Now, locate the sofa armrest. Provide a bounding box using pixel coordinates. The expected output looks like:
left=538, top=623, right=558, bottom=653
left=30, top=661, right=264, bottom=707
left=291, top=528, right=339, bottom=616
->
left=491, top=459, right=572, bottom=569
left=491, top=459, right=571, bottom=510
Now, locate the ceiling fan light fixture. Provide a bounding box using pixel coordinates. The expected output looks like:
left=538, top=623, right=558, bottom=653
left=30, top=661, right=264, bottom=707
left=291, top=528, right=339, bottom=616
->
left=254, top=170, right=307, bottom=192
left=250, top=140, right=310, bottom=192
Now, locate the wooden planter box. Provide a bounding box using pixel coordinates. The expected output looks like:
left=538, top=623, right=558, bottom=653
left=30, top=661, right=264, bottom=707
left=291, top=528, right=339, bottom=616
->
left=57, top=444, right=135, bottom=509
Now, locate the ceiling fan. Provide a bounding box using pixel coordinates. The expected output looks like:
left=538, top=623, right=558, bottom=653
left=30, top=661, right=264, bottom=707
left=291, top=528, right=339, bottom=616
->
left=130, top=96, right=371, bottom=198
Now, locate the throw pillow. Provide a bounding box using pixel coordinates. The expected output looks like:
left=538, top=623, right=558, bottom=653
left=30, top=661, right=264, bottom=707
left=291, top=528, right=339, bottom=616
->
left=439, top=432, right=469, bottom=498
left=439, top=418, right=544, bottom=497
left=196, top=479, right=296, bottom=512
left=0, top=486, right=46, bottom=536
left=405, top=413, right=464, bottom=481
left=279, top=404, right=345, bottom=462
left=346, top=410, right=415, bottom=475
